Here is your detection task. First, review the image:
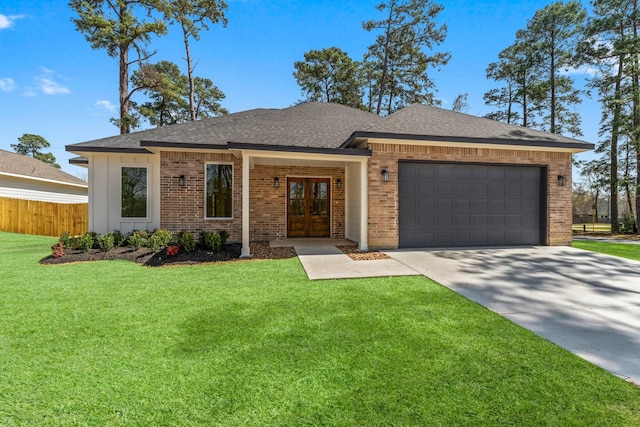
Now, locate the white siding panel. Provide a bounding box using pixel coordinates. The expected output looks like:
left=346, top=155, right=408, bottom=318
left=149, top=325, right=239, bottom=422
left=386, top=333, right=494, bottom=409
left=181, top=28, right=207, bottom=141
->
left=345, top=162, right=361, bottom=242
left=0, top=176, right=87, bottom=204
left=89, top=153, right=160, bottom=234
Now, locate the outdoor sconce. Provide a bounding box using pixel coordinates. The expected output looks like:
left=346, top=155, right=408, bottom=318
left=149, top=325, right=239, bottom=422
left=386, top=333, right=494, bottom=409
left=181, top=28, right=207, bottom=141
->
left=336, top=178, right=342, bottom=189
left=557, top=175, right=566, bottom=187
left=274, top=177, right=280, bottom=188
left=382, top=169, right=389, bottom=182
left=179, top=175, right=186, bottom=187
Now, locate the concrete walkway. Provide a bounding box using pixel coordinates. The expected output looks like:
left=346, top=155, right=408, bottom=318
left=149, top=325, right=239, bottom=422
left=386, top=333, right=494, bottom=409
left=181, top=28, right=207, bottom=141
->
left=295, top=245, right=418, bottom=280
left=386, top=246, right=640, bottom=384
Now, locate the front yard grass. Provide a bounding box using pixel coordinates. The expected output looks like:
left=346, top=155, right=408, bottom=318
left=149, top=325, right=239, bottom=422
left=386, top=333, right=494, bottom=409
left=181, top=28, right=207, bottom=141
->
left=573, top=239, right=640, bottom=262
left=2, top=231, right=640, bottom=426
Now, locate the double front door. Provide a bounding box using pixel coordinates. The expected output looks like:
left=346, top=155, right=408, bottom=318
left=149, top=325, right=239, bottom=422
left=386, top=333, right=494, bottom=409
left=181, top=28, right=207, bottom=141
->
left=287, top=178, right=330, bottom=238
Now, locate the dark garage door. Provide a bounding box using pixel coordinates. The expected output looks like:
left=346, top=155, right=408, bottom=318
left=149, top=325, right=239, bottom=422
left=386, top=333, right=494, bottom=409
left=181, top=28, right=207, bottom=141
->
left=399, top=162, right=543, bottom=247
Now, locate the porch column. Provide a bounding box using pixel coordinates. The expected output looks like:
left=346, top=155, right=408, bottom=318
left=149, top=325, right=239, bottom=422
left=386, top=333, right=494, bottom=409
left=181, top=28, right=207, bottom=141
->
left=241, top=151, right=251, bottom=258
left=359, top=158, right=368, bottom=251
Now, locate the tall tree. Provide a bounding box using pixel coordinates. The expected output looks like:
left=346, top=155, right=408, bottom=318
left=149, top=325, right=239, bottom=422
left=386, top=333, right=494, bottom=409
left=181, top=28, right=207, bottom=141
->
left=70, top=0, right=167, bottom=134
left=484, top=32, right=543, bottom=127
left=11, top=134, right=60, bottom=168
left=293, top=47, right=363, bottom=108
left=363, top=0, right=450, bottom=115
left=581, top=0, right=640, bottom=232
left=161, top=0, right=227, bottom=121
left=132, top=60, right=227, bottom=127
left=524, top=1, right=587, bottom=136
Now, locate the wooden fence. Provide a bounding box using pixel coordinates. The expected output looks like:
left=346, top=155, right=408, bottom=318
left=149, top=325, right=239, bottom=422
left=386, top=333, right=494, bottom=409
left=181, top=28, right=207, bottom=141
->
left=0, top=197, right=88, bottom=237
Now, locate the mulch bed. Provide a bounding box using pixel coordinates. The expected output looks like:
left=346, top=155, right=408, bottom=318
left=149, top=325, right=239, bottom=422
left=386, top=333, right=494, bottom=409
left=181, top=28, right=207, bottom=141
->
left=40, top=242, right=387, bottom=267
left=338, top=245, right=390, bottom=261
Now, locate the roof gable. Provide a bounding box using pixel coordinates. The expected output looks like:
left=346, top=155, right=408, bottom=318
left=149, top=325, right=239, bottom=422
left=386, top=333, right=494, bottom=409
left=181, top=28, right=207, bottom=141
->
left=0, top=149, right=87, bottom=186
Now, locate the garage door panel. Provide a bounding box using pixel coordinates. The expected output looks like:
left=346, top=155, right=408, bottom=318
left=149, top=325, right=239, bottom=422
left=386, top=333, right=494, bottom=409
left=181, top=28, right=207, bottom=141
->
left=399, top=162, right=542, bottom=247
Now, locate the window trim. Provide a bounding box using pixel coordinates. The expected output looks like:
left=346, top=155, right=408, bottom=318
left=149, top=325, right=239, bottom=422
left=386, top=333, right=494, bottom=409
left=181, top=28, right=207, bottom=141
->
left=204, top=162, right=234, bottom=220
left=119, top=165, right=150, bottom=220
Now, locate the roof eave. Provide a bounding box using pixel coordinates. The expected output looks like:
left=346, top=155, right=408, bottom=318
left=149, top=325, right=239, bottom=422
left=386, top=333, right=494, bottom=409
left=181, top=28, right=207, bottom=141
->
left=226, top=142, right=372, bottom=156
left=342, top=131, right=594, bottom=152
left=65, top=146, right=153, bottom=154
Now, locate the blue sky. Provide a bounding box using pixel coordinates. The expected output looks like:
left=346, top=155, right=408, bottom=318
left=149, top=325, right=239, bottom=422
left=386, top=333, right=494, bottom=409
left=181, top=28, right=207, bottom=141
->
left=1, top=0, right=598, bottom=177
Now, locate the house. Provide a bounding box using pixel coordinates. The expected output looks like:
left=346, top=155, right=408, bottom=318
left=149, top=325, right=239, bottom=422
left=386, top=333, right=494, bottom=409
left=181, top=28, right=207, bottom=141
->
left=0, top=149, right=88, bottom=203
left=0, top=149, right=88, bottom=236
left=66, top=102, right=593, bottom=256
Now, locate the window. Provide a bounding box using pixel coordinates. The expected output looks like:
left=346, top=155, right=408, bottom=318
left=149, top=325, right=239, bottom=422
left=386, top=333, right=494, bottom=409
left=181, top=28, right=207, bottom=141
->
left=121, top=167, right=148, bottom=218
left=205, top=164, right=233, bottom=218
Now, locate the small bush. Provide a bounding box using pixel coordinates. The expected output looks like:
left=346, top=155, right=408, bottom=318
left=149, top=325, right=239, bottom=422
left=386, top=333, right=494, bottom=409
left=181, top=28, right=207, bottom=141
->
left=51, top=241, right=64, bottom=258
left=112, top=230, right=126, bottom=247
left=97, top=233, right=115, bottom=252
left=148, top=229, right=173, bottom=251
left=128, top=231, right=148, bottom=250
left=59, top=231, right=73, bottom=248
left=166, top=245, right=180, bottom=256
left=218, top=229, right=229, bottom=245
left=76, top=232, right=95, bottom=253
left=620, top=214, right=637, bottom=234
left=178, top=231, right=196, bottom=252
left=201, top=231, right=222, bottom=252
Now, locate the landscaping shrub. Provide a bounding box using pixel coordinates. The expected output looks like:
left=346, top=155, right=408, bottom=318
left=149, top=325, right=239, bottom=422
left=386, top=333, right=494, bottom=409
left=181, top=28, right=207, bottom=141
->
left=128, top=231, right=148, bottom=250
left=76, top=232, right=95, bottom=253
left=201, top=231, right=222, bottom=252
left=178, top=231, right=196, bottom=252
left=148, top=229, right=173, bottom=251
left=59, top=231, right=73, bottom=248
left=97, top=233, right=115, bottom=252
left=166, top=245, right=180, bottom=256
left=51, top=241, right=64, bottom=258
left=112, top=229, right=126, bottom=247
left=621, top=214, right=637, bottom=234
left=218, top=229, right=229, bottom=245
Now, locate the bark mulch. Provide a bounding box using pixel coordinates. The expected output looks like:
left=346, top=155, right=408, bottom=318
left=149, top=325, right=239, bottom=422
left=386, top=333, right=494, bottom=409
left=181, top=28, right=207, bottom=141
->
left=40, top=242, right=386, bottom=267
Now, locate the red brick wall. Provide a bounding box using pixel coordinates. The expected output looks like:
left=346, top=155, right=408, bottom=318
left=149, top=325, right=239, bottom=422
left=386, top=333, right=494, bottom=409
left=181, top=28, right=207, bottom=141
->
left=160, top=151, right=345, bottom=242
left=249, top=165, right=345, bottom=240
left=367, top=142, right=573, bottom=249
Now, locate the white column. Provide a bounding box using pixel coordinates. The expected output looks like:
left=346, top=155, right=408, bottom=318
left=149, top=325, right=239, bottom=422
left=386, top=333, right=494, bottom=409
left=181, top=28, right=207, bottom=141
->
left=359, top=158, right=368, bottom=251
left=241, top=152, right=251, bottom=258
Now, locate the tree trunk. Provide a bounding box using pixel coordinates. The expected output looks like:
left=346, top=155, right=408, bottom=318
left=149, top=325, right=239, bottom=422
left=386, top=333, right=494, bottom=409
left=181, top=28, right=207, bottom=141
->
left=550, top=46, right=556, bottom=134
left=610, top=51, right=624, bottom=233
left=375, top=4, right=395, bottom=115
left=119, top=45, right=129, bottom=134
left=183, top=23, right=197, bottom=121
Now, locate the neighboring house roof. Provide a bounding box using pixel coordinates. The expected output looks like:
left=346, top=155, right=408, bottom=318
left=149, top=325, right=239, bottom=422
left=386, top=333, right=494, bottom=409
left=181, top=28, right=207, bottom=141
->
left=66, top=102, right=594, bottom=154
left=0, top=149, right=88, bottom=187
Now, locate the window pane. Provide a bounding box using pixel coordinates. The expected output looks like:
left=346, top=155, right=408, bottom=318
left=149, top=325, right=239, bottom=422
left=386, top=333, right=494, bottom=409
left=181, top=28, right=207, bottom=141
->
left=206, top=164, right=233, bottom=218
left=121, top=167, right=147, bottom=218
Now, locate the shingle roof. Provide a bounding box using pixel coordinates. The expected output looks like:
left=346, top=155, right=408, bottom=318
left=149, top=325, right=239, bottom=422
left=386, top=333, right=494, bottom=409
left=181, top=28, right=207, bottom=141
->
left=357, top=104, right=589, bottom=146
left=66, top=102, right=593, bottom=154
left=0, top=149, right=88, bottom=186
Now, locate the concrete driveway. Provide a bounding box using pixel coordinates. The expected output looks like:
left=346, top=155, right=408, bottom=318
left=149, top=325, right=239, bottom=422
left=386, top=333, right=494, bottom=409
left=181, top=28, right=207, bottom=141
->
left=386, top=246, right=640, bottom=384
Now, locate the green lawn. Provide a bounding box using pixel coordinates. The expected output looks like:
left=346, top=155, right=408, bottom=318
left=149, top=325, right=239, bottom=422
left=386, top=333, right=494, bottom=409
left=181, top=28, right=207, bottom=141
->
left=2, top=232, right=640, bottom=426
left=573, top=239, right=640, bottom=262
left=572, top=223, right=612, bottom=232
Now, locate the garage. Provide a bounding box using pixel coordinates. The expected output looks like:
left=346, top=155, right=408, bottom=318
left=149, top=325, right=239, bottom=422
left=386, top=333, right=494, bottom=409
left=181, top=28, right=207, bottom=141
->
left=398, top=162, right=545, bottom=248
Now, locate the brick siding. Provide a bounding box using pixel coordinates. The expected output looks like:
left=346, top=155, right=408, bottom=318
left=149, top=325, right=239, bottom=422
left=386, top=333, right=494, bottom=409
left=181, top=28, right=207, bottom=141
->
left=367, top=142, right=573, bottom=249
left=160, top=151, right=345, bottom=242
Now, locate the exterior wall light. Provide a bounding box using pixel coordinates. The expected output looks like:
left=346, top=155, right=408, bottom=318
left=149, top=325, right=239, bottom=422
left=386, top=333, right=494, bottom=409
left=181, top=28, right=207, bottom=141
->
left=336, top=178, right=342, bottom=189
left=557, top=175, right=566, bottom=186
left=179, top=175, right=186, bottom=187
left=274, top=177, right=280, bottom=188
left=382, top=169, right=389, bottom=182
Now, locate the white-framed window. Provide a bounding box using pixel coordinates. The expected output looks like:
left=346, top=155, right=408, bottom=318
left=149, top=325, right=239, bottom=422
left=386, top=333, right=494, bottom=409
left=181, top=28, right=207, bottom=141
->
left=121, top=166, right=148, bottom=218
left=205, top=163, right=233, bottom=219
